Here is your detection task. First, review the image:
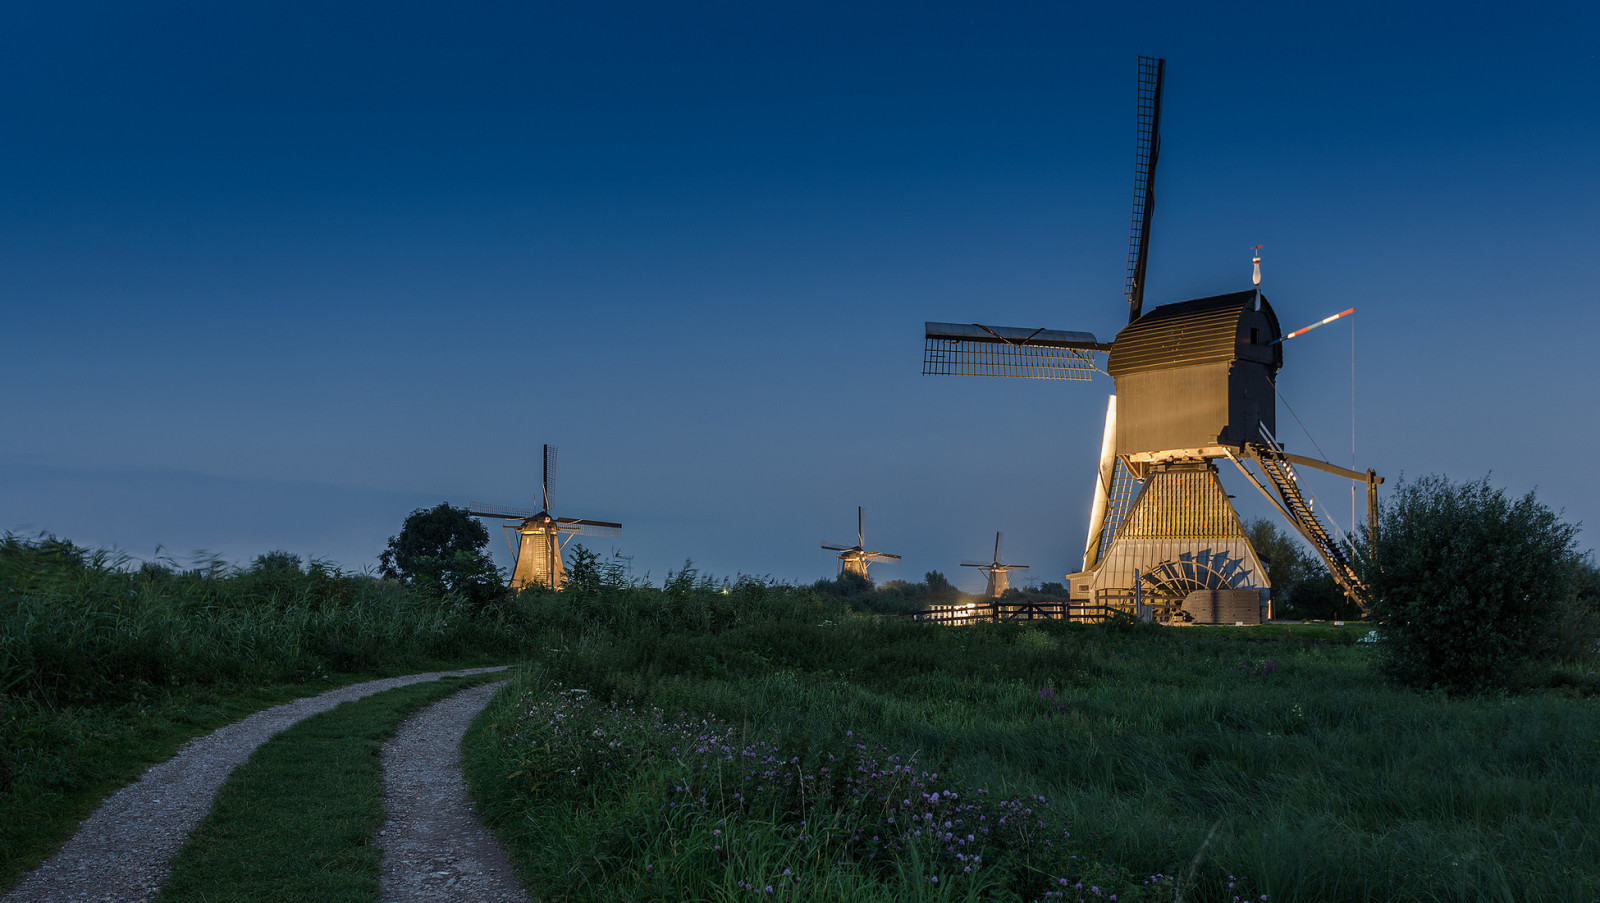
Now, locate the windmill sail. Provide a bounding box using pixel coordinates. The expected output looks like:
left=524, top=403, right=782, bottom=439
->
left=923, top=322, right=1104, bottom=379
left=1124, top=55, right=1164, bottom=324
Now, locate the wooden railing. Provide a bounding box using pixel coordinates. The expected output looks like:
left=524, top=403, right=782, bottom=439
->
left=904, top=601, right=1119, bottom=626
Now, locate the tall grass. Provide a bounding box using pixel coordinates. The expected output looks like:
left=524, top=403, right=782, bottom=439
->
left=470, top=581, right=1600, bottom=903
left=0, top=533, right=536, bottom=891
left=0, top=534, right=531, bottom=706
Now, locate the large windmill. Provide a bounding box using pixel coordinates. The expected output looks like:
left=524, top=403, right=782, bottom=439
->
left=962, top=532, right=1029, bottom=598
left=822, top=507, right=901, bottom=580
left=468, top=444, right=621, bottom=591
left=921, top=57, right=1381, bottom=623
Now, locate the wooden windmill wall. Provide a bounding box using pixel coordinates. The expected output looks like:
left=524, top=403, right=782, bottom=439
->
left=839, top=553, right=869, bottom=580
left=510, top=516, right=565, bottom=591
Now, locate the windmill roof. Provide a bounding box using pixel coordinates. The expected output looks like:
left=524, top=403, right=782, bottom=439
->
left=1106, top=290, right=1282, bottom=377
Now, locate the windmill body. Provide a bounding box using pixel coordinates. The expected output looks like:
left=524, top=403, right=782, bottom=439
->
left=509, top=513, right=566, bottom=591
left=469, top=445, right=621, bottom=592
left=962, top=532, right=1029, bottom=598
left=921, top=57, right=1378, bottom=623
left=822, top=507, right=901, bottom=581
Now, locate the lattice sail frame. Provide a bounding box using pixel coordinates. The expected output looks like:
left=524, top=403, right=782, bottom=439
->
left=1124, top=55, right=1164, bottom=322
left=923, top=322, right=1104, bottom=380
left=923, top=340, right=1099, bottom=379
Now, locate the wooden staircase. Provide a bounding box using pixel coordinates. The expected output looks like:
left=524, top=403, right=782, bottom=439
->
left=1249, top=438, right=1370, bottom=612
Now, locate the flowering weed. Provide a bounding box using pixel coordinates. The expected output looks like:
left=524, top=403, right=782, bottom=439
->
left=482, top=685, right=1189, bottom=902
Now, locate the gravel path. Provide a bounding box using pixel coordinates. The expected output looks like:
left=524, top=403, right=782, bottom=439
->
left=376, top=681, right=530, bottom=903
left=2, top=666, right=510, bottom=903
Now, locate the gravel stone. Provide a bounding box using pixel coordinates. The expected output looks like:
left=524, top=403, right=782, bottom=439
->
left=376, top=681, right=529, bottom=903
left=3, top=666, right=510, bottom=903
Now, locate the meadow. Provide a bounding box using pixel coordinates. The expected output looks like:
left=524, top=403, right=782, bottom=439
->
left=469, top=574, right=1600, bottom=903
left=6, top=537, right=1599, bottom=902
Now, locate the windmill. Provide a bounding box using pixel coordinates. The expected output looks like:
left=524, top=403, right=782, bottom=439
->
left=467, top=444, right=621, bottom=591
left=921, top=57, right=1381, bottom=624
left=821, top=507, right=901, bottom=580
left=961, top=532, right=1029, bottom=598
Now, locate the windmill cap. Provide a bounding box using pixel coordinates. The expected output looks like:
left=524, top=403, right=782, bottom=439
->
left=1107, top=290, right=1282, bottom=378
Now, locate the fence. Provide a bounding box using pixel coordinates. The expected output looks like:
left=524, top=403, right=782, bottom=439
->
left=904, top=601, right=1120, bottom=627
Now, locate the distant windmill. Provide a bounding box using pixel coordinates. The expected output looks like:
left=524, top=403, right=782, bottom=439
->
left=920, top=56, right=1381, bottom=624
left=962, top=532, right=1029, bottom=598
left=468, top=444, right=621, bottom=591
left=821, top=507, right=901, bottom=580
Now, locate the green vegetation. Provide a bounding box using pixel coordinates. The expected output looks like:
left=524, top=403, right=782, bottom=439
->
left=1368, top=476, right=1595, bottom=693
left=0, top=532, right=531, bottom=892
left=1245, top=518, right=1356, bottom=621
left=154, top=672, right=505, bottom=903
left=378, top=502, right=504, bottom=606
left=466, top=574, right=1600, bottom=902
left=12, top=474, right=1600, bottom=902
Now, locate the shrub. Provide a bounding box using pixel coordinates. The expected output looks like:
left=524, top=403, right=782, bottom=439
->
left=1368, top=475, right=1581, bottom=693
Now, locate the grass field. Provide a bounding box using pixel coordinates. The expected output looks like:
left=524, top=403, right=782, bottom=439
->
left=7, top=536, right=1598, bottom=902
left=467, top=582, right=1600, bottom=903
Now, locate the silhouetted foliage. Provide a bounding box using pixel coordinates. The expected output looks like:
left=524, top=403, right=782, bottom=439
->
left=1548, top=554, right=1600, bottom=666
left=924, top=570, right=959, bottom=602
left=812, top=570, right=873, bottom=599
left=379, top=504, right=504, bottom=606
left=1369, top=475, right=1581, bottom=693
left=565, top=544, right=603, bottom=596
left=250, top=550, right=303, bottom=574
left=1246, top=518, right=1359, bottom=620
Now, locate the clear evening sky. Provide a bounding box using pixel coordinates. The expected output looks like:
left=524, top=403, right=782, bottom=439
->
left=4, top=2, right=1597, bottom=591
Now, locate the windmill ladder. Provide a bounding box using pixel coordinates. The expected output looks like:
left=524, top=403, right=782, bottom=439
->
left=1246, top=442, right=1370, bottom=612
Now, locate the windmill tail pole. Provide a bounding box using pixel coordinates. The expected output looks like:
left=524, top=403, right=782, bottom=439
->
left=1082, top=395, right=1119, bottom=571
left=1270, top=308, right=1354, bottom=345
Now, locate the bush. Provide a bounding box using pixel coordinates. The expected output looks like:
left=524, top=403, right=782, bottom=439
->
left=1368, top=475, right=1581, bottom=693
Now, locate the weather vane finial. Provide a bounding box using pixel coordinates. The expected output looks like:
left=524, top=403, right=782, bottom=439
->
left=1251, top=245, right=1263, bottom=309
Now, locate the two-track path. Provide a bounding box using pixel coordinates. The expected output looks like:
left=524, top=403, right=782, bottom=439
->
left=3, top=666, right=528, bottom=903
left=376, top=680, right=529, bottom=902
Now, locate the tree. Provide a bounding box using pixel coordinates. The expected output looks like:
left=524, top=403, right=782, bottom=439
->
left=379, top=504, right=504, bottom=605
left=1368, top=475, right=1580, bottom=693
left=924, top=570, right=958, bottom=602
left=1246, top=518, right=1355, bottom=620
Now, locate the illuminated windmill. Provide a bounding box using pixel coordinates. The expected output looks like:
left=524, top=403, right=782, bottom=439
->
left=921, top=57, right=1381, bottom=623
left=962, top=532, right=1029, bottom=598
left=468, top=444, right=621, bottom=591
left=821, top=507, right=901, bottom=580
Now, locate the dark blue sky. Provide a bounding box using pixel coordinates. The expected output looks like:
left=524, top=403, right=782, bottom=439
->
left=4, top=2, right=1597, bottom=589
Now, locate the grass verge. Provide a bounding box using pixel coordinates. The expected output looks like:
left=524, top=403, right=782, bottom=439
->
left=153, top=671, right=511, bottom=903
